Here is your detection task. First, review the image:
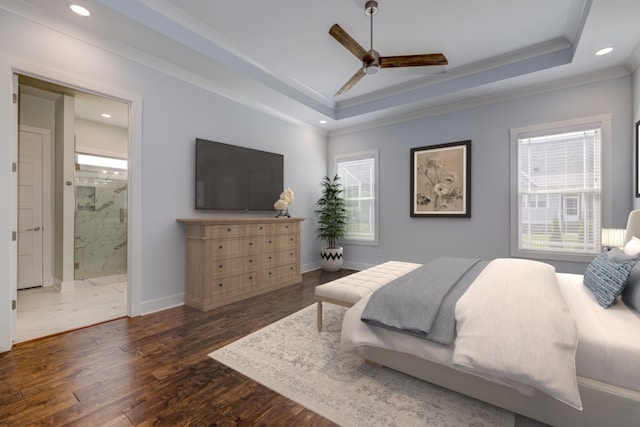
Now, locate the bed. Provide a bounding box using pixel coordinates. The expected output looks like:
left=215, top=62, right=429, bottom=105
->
left=340, top=211, right=640, bottom=427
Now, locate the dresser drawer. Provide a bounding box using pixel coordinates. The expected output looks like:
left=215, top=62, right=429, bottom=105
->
left=203, top=225, right=247, bottom=239
left=264, top=233, right=298, bottom=251
left=264, top=249, right=297, bottom=268
left=209, top=238, right=258, bottom=258
left=211, top=255, right=257, bottom=278
left=208, top=271, right=259, bottom=299
left=264, top=222, right=300, bottom=235
left=246, top=224, right=269, bottom=235
left=262, top=263, right=299, bottom=283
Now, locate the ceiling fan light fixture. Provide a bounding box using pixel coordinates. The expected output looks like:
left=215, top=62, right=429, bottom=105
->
left=365, top=64, right=380, bottom=75
left=365, top=49, right=381, bottom=75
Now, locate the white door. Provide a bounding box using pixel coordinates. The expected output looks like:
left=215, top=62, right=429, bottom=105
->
left=18, top=129, right=44, bottom=289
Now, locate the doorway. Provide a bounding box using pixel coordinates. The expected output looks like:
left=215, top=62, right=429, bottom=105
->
left=16, top=75, right=130, bottom=342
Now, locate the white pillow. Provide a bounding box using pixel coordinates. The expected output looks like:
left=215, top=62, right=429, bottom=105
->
left=624, top=236, right=640, bottom=256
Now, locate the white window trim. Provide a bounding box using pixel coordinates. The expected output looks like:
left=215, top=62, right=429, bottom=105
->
left=510, top=114, right=612, bottom=263
left=333, top=149, right=379, bottom=246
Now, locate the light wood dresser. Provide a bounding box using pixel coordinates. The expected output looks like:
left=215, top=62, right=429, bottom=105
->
left=176, top=217, right=304, bottom=311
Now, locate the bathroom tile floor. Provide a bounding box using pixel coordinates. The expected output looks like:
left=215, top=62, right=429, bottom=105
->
left=16, top=274, right=127, bottom=343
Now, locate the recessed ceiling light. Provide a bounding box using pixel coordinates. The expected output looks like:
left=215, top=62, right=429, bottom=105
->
left=319, top=120, right=327, bottom=124
left=68, top=3, right=91, bottom=17
left=596, top=47, right=614, bottom=56
left=101, top=113, right=112, bottom=118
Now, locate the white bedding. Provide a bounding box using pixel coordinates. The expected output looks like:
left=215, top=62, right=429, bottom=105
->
left=557, top=272, right=640, bottom=392
left=453, top=259, right=580, bottom=409
left=341, top=263, right=640, bottom=408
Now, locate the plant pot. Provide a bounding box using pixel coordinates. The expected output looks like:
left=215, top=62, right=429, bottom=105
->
left=320, top=247, right=343, bottom=272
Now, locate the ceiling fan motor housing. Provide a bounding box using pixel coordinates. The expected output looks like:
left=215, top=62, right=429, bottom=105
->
left=365, top=1, right=378, bottom=16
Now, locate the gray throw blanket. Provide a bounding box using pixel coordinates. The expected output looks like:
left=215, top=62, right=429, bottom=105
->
left=360, top=257, right=487, bottom=345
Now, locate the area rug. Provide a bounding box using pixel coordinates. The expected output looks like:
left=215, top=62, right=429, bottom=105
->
left=209, top=303, right=514, bottom=427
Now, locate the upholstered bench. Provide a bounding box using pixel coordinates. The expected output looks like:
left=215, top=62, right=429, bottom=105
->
left=314, top=260, right=422, bottom=331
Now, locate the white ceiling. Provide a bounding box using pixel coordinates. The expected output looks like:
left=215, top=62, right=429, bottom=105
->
left=5, top=0, right=640, bottom=134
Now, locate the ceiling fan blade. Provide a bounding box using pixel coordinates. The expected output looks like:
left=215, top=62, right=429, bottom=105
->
left=380, top=54, right=448, bottom=68
left=334, top=68, right=366, bottom=96
left=329, top=24, right=374, bottom=63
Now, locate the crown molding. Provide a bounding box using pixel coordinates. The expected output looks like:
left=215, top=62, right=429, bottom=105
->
left=328, top=67, right=629, bottom=137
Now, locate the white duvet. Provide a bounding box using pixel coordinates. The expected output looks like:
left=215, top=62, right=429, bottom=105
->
left=341, top=257, right=583, bottom=411
left=453, top=258, right=582, bottom=410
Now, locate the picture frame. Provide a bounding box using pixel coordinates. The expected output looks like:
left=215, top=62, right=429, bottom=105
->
left=410, top=140, right=471, bottom=217
left=636, top=120, right=640, bottom=197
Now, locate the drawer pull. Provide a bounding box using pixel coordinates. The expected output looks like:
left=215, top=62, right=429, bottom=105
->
left=268, top=272, right=272, bottom=276
left=249, top=276, right=253, bottom=280
left=219, top=264, right=223, bottom=268
left=269, top=256, right=272, bottom=260
left=227, top=228, right=231, bottom=232
left=218, top=283, right=223, bottom=287
left=219, top=245, right=223, bottom=249
left=249, top=242, right=253, bottom=246
left=269, top=240, right=272, bottom=244
left=249, top=259, right=253, bottom=263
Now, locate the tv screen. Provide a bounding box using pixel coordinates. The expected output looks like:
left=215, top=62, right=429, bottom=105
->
left=195, top=138, right=283, bottom=211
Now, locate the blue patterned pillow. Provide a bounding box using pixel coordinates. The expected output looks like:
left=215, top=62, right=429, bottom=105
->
left=584, top=251, right=635, bottom=308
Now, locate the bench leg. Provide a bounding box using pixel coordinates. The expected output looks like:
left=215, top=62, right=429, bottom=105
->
left=317, top=301, right=323, bottom=332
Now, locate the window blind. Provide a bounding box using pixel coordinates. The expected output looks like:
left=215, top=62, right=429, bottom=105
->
left=337, top=154, right=376, bottom=242
left=517, top=125, right=601, bottom=255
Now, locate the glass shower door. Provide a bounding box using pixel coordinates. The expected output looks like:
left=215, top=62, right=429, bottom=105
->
left=74, top=168, right=127, bottom=280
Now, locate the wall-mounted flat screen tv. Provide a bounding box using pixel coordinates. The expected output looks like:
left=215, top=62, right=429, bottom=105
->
left=195, top=138, right=283, bottom=211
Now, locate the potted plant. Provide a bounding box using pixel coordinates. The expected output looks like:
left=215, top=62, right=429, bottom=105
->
left=315, top=174, right=348, bottom=272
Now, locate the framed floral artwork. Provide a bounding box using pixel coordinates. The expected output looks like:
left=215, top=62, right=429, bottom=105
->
left=410, top=140, right=471, bottom=217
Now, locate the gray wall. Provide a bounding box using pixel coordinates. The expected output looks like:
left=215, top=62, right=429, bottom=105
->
left=329, top=76, right=633, bottom=274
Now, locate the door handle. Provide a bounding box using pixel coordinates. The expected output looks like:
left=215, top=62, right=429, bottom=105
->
left=27, top=226, right=41, bottom=231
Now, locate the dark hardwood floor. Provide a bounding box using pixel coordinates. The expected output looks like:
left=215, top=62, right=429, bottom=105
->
left=0, top=269, right=355, bottom=426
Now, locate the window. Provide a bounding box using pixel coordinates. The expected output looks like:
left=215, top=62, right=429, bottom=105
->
left=511, top=116, right=610, bottom=262
left=525, top=195, right=547, bottom=209
left=335, top=150, right=378, bottom=244
left=564, top=196, right=579, bottom=221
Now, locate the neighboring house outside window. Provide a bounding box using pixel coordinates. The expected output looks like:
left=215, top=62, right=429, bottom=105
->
left=335, top=150, right=379, bottom=245
left=510, top=115, right=611, bottom=262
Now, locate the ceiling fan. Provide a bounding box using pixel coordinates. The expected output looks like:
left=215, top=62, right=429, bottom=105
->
left=329, top=0, right=448, bottom=96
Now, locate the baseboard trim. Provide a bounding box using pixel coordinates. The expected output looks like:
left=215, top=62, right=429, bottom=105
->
left=141, top=293, right=185, bottom=315
left=301, top=262, right=320, bottom=273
